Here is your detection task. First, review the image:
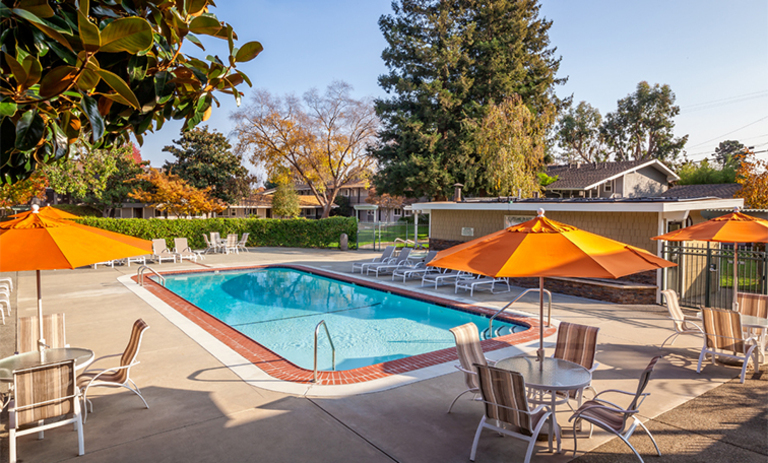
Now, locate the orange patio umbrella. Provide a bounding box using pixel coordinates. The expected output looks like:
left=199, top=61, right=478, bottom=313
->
left=9, top=205, right=80, bottom=220
left=0, top=205, right=152, bottom=352
left=652, top=206, right=768, bottom=309
left=428, top=209, right=676, bottom=365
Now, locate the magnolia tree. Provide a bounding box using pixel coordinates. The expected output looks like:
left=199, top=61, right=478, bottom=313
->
left=0, top=0, right=262, bottom=184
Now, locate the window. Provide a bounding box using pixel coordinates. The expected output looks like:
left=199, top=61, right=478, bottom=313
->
left=603, top=180, right=613, bottom=193
left=393, top=208, right=402, bottom=216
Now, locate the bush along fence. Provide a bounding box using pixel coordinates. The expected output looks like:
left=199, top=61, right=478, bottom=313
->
left=76, top=217, right=358, bottom=250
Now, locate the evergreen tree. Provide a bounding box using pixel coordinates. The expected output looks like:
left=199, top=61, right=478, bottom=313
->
left=271, top=179, right=300, bottom=218
left=372, top=0, right=563, bottom=199
left=163, top=126, right=253, bottom=204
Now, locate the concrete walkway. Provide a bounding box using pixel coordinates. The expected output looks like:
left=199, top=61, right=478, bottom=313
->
left=0, top=248, right=765, bottom=462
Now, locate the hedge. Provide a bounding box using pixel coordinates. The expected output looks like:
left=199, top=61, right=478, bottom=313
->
left=76, top=217, right=358, bottom=250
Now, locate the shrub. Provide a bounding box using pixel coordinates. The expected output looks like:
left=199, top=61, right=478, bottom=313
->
left=76, top=217, right=358, bottom=250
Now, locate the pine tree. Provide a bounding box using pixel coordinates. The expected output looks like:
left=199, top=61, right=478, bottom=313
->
left=372, top=0, right=563, bottom=199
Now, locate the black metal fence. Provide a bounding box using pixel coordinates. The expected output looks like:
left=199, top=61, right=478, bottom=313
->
left=662, top=243, right=767, bottom=309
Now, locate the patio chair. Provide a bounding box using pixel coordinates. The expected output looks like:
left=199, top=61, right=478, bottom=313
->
left=0, top=297, right=9, bottom=324
left=78, top=319, right=150, bottom=422
left=736, top=292, right=767, bottom=352
left=659, top=289, right=703, bottom=348
left=391, top=251, right=439, bottom=282
left=367, top=247, right=413, bottom=277
left=202, top=234, right=219, bottom=254
left=211, top=232, right=225, bottom=252
left=352, top=246, right=395, bottom=273
left=121, top=255, right=147, bottom=267
left=551, top=322, right=600, bottom=410
left=173, top=238, right=199, bottom=262
left=91, top=260, right=117, bottom=268
left=470, top=364, right=558, bottom=463
left=224, top=234, right=239, bottom=254
left=447, top=323, right=496, bottom=413
left=421, top=269, right=464, bottom=289
left=236, top=232, right=250, bottom=253
left=18, top=313, right=67, bottom=353
left=151, top=239, right=177, bottom=264
left=0, top=276, right=13, bottom=291
left=697, top=308, right=759, bottom=383
left=9, top=359, right=85, bottom=463
left=455, top=274, right=511, bottom=297
left=569, top=356, right=662, bottom=463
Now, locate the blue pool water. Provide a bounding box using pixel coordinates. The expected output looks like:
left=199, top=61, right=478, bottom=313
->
left=161, top=268, right=525, bottom=371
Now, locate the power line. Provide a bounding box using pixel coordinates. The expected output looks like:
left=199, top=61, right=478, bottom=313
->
left=686, top=115, right=768, bottom=149
left=681, top=90, right=768, bottom=113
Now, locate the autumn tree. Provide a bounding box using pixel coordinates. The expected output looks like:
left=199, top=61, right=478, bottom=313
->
left=0, top=171, right=47, bottom=215
left=163, top=126, right=253, bottom=204
left=0, top=0, right=261, bottom=184
left=600, top=82, right=688, bottom=162
left=366, top=188, right=406, bottom=223
left=470, top=96, right=547, bottom=197
left=232, top=81, right=378, bottom=218
left=556, top=101, right=606, bottom=163
left=129, top=168, right=225, bottom=217
left=735, top=150, right=768, bottom=209
left=371, top=0, right=563, bottom=199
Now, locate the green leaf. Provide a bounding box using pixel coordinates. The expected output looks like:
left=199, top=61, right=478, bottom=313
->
left=79, top=0, right=89, bottom=16
left=0, top=100, right=17, bottom=117
left=80, top=92, right=104, bottom=142
left=237, top=70, right=252, bottom=87
left=76, top=68, right=101, bottom=91
left=77, top=10, right=101, bottom=52
left=38, top=65, right=78, bottom=98
left=16, top=0, right=54, bottom=18
left=99, top=17, right=152, bottom=53
left=15, top=110, right=45, bottom=150
left=50, top=121, right=69, bottom=160
left=186, top=33, right=205, bottom=51
left=11, top=9, right=74, bottom=53
left=94, top=91, right=133, bottom=107
left=187, top=0, right=207, bottom=16
left=3, top=53, right=27, bottom=87
left=21, top=54, right=42, bottom=87
left=235, top=41, right=263, bottom=63
left=94, top=68, right=140, bottom=109
left=189, top=15, right=221, bottom=36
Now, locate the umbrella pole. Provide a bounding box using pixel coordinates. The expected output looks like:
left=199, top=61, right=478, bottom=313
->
left=37, top=270, right=46, bottom=354
left=732, top=243, right=739, bottom=311
left=538, top=277, right=545, bottom=370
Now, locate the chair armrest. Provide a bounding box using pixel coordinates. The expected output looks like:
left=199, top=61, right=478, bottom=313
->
left=569, top=403, right=638, bottom=422
left=82, top=361, right=140, bottom=386
left=485, top=358, right=497, bottom=367
left=81, top=353, right=123, bottom=372
left=454, top=364, right=477, bottom=376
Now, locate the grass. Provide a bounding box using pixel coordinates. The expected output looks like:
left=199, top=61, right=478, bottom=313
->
left=357, top=224, right=430, bottom=248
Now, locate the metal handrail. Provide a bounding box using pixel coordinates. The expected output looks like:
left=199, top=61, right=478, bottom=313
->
left=486, top=288, right=552, bottom=339
left=313, top=320, right=336, bottom=383
left=137, top=265, right=166, bottom=287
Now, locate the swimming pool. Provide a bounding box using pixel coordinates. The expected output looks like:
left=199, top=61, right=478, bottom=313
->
left=161, top=268, right=525, bottom=371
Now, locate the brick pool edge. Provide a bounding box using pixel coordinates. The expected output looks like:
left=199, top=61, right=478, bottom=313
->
left=132, top=264, right=556, bottom=386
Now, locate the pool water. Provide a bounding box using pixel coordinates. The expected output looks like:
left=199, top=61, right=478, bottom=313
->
left=162, top=268, right=524, bottom=371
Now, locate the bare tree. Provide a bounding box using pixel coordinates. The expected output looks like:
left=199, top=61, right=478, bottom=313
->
left=232, top=81, right=379, bottom=218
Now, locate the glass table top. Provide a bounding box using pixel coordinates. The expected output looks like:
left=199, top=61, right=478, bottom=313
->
left=494, top=356, right=592, bottom=390
left=0, top=348, right=94, bottom=381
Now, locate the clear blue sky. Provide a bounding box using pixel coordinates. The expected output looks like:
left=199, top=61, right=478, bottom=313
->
left=139, top=0, right=768, bottom=170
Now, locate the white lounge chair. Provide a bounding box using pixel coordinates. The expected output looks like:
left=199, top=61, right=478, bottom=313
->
left=421, top=269, right=466, bottom=289
left=392, top=251, right=440, bottom=282
left=236, top=232, right=250, bottom=253
left=0, top=277, right=14, bottom=291
left=151, top=239, right=177, bottom=264
left=352, top=246, right=396, bottom=273
left=173, top=238, right=198, bottom=262
left=660, top=289, right=703, bottom=348
left=455, top=274, right=511, bottom=297
left=367, top=248, right=413, bottom=277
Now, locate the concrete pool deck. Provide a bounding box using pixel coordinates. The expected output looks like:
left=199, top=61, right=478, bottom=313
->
left=0, top=247, right=765, bottom=462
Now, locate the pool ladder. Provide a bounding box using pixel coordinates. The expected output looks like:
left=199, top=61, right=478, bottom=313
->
left=313, top=320, right=336, bottom=383
left=137, top=265, right=166, bottom=287
left=483, top=288, right=552, bottom=340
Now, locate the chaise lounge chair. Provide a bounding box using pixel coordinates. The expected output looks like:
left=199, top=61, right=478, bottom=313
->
left=421, top=269, right=467, bottom=289
left=455, top=274, right=511, bottom=297
left=352, top=246, right=396, bottom=273
left=173, top=238, right=199, bottom=262
left=392, top=251, right=440, bottom=282
left=367, top=248, right=413, bottom=277
left=151, top=239, right=177, bottom=264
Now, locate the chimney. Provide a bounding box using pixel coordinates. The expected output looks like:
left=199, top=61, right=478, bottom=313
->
left=453, top=183, right=464, bottom=202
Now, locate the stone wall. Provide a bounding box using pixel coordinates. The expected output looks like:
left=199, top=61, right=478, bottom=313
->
left=505, top=277, right=657, bottom=304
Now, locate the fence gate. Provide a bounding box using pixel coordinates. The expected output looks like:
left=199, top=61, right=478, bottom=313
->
left=356, top=222, right=430, bottom=250
left=662, top=243, right=767, bottom=309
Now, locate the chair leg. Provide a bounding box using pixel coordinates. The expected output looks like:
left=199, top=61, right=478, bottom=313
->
left=447, top=388, right=474, bottom=413
left=660, top=332, right=678, bottom=348
left=9, top=426, right=16, bottom=463
left=469, top=416, right=486, bottom=462
left=696, top=348, right=706, bottom=373
left=634, top=417, right=661, bottom=457
left=75, top=409, right=85, bottom=456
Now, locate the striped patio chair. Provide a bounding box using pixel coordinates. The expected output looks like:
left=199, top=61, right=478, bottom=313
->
left=737, top=292, right=768, bottom=352
left=447, top=323, right=495, bottom=413
left=79, top=319, right=150, bottom=422
left=551, top=322, right=600, bottom=409
left=18, top=313, right=67, bottom=353
left=9, top=359, right=85, bottom=463
left=569, top=356, right=662, bottom=462
left=470, top=365, right=558, bottom=463
left=660, top=289, right=703, bottom=348
left=698, top=308, right=759, bottom=383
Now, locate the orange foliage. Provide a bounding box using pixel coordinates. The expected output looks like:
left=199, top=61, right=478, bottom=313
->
left=130, top=168, right=226, bottom=217
left=735, top=151, right=768, bottom=209
left=0, top=172, right=48, bottom=214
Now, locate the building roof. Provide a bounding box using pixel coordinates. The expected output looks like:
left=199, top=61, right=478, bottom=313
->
left=545, top=160, right=679, bottom=190
left=655, top=183, right=741, bottom=200
left=232, top=194, right=326, bottom=209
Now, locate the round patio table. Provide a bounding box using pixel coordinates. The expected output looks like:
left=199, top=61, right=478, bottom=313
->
left=0, top=348, right=95, bottom=382
left=495, top=356, right=591, bottom=453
